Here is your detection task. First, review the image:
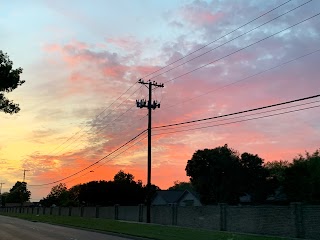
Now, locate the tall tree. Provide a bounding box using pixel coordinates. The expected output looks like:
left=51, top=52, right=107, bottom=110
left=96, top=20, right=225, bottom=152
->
left=239, top=152, right=269, bottom=202
left=284, top=150, right=320, bottom=203
left=40, top=183, right=70, bottom=207
left=185, top=144, right=242, bottom=204
left=186, top=145, right=271, bottom=204
left=0, top=50, right=25, bottom=114
left=68, top=184, right=82, bottom=205
left=265, top=160, right=289, bottom=184
left=264, top=160, right=289, bottom=198
left=5, top=181, right=31, bottom=205
left=76, top=171, right=153, bottom=206
left=114, top=170, right=135, bottom=183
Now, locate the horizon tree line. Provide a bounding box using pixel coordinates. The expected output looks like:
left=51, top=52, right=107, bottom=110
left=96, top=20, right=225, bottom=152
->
left=1, top=145, right=319, bottom=206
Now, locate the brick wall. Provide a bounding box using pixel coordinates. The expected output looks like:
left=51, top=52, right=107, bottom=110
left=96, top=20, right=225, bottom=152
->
left=226, top=205, right=295, bottom=237
left=2, top=204, right=320, bottom=239
left=177, top=205, right=220, bottom=230
left=303, top=205, right=320, bottom=239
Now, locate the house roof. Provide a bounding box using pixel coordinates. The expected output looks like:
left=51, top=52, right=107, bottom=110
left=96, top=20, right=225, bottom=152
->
left=152, top=190, right=201, bottom=204
left=153, top=190, right=185, bottom=203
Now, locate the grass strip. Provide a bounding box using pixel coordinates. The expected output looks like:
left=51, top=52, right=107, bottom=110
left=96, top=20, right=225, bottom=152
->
left=0, top=213, right=290, bottom=240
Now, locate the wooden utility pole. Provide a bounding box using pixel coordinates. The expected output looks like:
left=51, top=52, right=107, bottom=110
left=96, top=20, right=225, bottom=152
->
left=136, top=79, right=164, bottom=223
left=23, top=169, right=30, bottom=182
left=0, top=182, right=4, bottom=194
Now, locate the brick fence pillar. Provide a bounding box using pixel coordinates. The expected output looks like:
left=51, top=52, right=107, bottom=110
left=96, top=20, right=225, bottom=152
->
left=138, top=204, right=144, bottom=222
left=95, top=206, right=100, bottom=218
left=172, top=203, right=178, bottom=225
left=80, top=207, right=84, bottom=217
left=68, top=206, right=72, bottom=216
left=114, top=204, right=119, bottom=220
left=291, top=202, right=304, bottom=238
left=219, top=203, right=227, bottom=231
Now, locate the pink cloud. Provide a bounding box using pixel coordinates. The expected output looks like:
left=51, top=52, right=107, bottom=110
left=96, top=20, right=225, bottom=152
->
left=33, top=4, right=320, bottom=196
left=179, top=1, right=223, bottom=26
left=106, top=36, right=140, bottom=51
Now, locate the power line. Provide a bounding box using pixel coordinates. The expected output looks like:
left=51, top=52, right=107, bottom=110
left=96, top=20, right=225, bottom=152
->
left=162, top=48, right=320, bottom=110
left=49, top=85, right=143, bottom=156
left=26, top=2, right=319, bottom=189
left=27, top=93, right=320, bottom=187
left=44, top=84, right=142, bottom=157
left=153, top=94, right=320, bottom=129
left=164, top=11, right=320, bottom=84
left=158, top=100, right=320, bottom=131
left=67, top=134, right=148, bottom=185
left=150, top=0, right=312, bottom=81
left=142, top=0, right=294, bottom=79
left=29, top=1, right=310, bottom=168
left=29, top=129, right=147, bottom=187
left=31, top=132, right=148, bottom=188
left=153, top=105, right=320, bottom=136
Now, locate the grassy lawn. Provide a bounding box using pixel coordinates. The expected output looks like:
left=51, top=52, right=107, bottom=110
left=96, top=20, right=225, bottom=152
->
left=0, top=213, right=290, bottom=240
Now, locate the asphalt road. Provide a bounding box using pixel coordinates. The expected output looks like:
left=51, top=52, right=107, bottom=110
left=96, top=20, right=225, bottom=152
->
left=0, top=215, right=134, bottom=240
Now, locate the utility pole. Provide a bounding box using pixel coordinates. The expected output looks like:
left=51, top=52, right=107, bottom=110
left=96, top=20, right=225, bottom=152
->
left=0, top=182, right=4, bottom=194
left=136, top=79, right=164, bottom=223
left=23, top=169, right=30, bottom=183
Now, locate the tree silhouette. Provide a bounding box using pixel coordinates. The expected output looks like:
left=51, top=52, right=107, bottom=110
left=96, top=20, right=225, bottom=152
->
left=239, top=152, right=269, bottom=202
left=284, top=150, right=320, bottom=203
left=5, top=181, right=31, bottom=205
left=0, top=50, right=25, bottom=114
left=186, top=145, right=242, bottom=204
left=40, top=183, right=70, bottom=207
left=186, top=145, right=270, bottom=204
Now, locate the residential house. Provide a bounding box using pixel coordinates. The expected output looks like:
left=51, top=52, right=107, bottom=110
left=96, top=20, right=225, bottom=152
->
left=151, top=190, right=202, bottom=206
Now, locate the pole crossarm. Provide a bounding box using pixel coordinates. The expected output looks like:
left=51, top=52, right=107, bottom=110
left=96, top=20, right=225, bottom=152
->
left=138, top=79, right=164, bottom=88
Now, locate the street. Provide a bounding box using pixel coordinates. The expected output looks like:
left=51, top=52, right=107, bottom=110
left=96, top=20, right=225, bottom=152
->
left=0, top=215, right=134, bottom=240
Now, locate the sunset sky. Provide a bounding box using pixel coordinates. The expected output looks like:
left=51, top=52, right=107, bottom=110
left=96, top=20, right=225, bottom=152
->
left=1, top=0, right=320, bottom=201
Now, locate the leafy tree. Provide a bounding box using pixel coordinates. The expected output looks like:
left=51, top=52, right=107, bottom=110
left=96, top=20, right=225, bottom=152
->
left=186, top=144, right=242, bottom=204
left=264, top=160, right=289, bottom=198
left=5, top=181, right=31, bottom=205
left=239, top=152, right=269, bottom=202
left=0, top=50, right=25, bottom=114
left=284, top=150, right=320, bottom=203
left=186, top=145, right=271, bottom=204
left=168, top=181, right=194, bottom=191
left=114, top=170, right=135, bottom=183
left=68, top=184, right=82, bottom=205
left=76, top=171, right=155, bottom=206
left=265, top=160, right=289, bottom=184
left=40, top=183, right=70, bottom=207
left=112, top=170, right=145, bottom=205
